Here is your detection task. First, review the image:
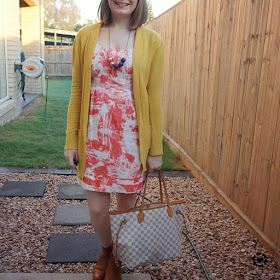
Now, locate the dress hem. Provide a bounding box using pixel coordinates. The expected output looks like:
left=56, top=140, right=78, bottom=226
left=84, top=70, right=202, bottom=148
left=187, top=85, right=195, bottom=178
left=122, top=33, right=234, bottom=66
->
left=77, top=178, right=143, bottom=194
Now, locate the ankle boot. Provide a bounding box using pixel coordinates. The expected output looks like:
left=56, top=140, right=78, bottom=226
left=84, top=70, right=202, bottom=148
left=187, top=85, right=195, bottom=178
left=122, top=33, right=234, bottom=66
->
left=104, top=254, right=122, bottom=280
left=93, top=244, right=113, bottom=280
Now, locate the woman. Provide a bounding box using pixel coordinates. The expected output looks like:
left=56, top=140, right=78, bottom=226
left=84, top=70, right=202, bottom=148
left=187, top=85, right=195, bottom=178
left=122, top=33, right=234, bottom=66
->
left=64, top=0, right=164, bottom=279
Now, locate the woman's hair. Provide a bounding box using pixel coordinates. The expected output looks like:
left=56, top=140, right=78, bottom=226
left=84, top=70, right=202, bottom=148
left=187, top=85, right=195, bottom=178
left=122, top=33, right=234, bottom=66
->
left=98, top=0, right=148, bottom=29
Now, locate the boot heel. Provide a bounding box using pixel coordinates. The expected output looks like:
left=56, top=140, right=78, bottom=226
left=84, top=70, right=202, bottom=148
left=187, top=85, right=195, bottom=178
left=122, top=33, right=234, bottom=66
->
left=104, top=254, right=122, bottom=280
left=93, top=244, right=113, bottom=280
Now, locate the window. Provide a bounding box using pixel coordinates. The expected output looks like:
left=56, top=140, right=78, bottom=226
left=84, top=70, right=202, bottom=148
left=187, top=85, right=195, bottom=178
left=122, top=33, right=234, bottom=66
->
left=0, top=0, right=8, bottom=104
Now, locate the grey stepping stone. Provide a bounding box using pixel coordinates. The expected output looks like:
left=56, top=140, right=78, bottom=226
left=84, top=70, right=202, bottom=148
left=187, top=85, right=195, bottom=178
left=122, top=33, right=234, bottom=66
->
left=122, top=274, right=151, bottom=280
left=0, top=274, right=92, bottom=280
left=0, top=181, right=46, bottom=197
left=149, top=170, right=193, bottom=178
left=0, top=273, right=151, bottom=280
left=53, top=205, right=91, bottom=226
left=58, top=184, right=87, bottom=200
left=46, top=233, right=101, bottom=263
left=0, top=167, right=77, bottom=175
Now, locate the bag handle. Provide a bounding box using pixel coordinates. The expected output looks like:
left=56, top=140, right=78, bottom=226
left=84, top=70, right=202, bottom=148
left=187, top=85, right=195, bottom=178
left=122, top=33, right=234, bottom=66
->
left=134, top=170, right=164, bottom=207
left=137, top=170, right=173, bottom=223
left=158, top=170, right=164, bottom=203
left=114, top=219, right=127, bottom=266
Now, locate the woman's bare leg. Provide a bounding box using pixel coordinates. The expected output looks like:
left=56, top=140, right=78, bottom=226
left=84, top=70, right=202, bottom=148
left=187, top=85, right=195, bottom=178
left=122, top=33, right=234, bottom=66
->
left=86, top=190, right=112, bottom=248
left=116, top=192, right=138, bottom=211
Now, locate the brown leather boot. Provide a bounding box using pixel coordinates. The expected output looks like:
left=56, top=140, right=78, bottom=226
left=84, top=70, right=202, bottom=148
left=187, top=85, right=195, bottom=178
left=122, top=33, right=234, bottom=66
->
left=104, top=254, right=122, bottom=280
left=93, top=244, right=113, bottom=280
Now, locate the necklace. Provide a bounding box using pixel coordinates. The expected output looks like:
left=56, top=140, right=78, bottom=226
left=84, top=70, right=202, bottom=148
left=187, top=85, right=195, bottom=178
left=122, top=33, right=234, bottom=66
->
left=108, top=27, right=131, bottom=69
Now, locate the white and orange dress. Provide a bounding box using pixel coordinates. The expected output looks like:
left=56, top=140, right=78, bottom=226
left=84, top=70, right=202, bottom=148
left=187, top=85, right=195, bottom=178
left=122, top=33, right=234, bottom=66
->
left=78, top=42, right=145, bottom=193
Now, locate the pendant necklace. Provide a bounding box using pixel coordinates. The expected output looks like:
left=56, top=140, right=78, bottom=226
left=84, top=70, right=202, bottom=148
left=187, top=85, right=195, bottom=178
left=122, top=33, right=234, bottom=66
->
left=108, top=27, right=131, bottom=69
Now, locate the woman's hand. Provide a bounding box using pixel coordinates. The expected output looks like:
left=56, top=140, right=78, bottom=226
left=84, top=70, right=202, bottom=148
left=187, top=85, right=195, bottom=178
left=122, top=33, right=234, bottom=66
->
left=64, top=149, right=78, bottom=168
left=146, top=155, right=162, bottom=172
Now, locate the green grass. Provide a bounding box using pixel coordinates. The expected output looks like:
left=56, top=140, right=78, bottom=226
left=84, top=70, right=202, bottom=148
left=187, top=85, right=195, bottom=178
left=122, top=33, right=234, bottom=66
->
left=162, top=140, right=185, bottom=171
left=0, top=79, right=71, bottom=169
left=0, top=78, right=185, bottom=170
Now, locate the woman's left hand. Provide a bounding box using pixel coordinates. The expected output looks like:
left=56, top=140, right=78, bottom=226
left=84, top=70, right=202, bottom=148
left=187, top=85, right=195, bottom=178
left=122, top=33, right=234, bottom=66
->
left=146, top=155, right=163, bottom=172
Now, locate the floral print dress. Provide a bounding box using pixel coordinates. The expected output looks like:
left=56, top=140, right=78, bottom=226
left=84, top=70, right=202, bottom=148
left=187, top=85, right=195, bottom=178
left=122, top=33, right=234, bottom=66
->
left=78, top=41, right=144, bottom=193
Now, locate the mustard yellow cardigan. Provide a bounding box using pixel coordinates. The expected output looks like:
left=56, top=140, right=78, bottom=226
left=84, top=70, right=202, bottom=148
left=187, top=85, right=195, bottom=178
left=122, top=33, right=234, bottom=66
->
left=65, top=22, right=164, bottom=178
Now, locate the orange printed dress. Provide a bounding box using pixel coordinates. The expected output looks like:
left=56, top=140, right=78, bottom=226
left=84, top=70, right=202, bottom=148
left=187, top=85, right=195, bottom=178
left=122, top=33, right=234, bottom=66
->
left=78, top=42, right=145, bottom=193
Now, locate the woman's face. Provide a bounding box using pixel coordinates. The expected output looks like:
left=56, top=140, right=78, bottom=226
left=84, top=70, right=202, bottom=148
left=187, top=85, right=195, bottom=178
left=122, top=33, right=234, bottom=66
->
left=108, top=0, right=139, bottom=19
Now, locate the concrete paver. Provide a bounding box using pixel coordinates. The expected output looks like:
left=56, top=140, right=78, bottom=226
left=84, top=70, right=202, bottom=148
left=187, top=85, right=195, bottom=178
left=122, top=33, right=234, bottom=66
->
left=0, top=168, right=77, bottom=175
left=46, top=233, right=101, bottom=263
left=58, top=184, right=87, bottom=200
left=0, top=273, right=151, bottom=280
left=22, top=94, right=39, bottom=110
left=122, top=274, right=151, bottom=280
left=53, top=205, right=91, bottom=225
left=0, top=181, right=46, bottom=197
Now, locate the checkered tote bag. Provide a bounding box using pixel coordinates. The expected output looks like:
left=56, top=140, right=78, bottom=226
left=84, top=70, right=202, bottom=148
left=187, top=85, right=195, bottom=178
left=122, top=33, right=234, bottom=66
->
left=109, top=170, right=186, bottom=269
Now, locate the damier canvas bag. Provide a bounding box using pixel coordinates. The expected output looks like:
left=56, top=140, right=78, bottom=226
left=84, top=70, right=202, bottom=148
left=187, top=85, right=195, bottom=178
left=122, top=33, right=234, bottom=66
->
left=109, top=170, right=186, bottom=269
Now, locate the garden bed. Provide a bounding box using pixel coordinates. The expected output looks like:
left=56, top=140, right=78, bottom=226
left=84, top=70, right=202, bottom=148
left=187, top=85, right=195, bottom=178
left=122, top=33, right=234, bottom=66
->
left=1, top=172, right=279, bottom=279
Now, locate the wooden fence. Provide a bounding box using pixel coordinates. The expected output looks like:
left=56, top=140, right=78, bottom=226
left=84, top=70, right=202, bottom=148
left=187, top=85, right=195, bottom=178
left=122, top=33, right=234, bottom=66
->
left=44, top=46, right=72, bottom=77
left=147, top=0, right=280, bottom=264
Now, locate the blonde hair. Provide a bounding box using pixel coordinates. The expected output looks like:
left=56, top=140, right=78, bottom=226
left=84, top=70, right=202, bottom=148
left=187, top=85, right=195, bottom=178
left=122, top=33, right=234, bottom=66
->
left=98, top=0, right=148, bottom=29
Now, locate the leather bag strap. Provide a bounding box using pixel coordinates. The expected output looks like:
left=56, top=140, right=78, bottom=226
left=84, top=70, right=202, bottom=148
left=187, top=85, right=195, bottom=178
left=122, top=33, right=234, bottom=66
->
left=137, top=170, right=173, bottom=223
left=114, top=219, right=127, bottom=265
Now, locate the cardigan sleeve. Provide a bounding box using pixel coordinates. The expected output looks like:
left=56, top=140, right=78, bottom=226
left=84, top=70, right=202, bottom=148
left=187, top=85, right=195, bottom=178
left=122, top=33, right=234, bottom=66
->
left=147, top=38, right=164, bottom=156
left=64, top=32, right=82, bottom=150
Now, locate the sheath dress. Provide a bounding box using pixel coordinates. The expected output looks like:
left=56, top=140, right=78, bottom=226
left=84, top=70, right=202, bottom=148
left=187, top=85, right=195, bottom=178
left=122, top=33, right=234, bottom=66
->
left=78, top=41, right=145, bottom=193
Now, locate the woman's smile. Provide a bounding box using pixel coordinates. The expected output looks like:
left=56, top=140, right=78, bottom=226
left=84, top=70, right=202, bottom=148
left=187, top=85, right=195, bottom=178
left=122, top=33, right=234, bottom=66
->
left=115, top=1, right=130, bottom=7
left=109, top=0, right=138, bottom=17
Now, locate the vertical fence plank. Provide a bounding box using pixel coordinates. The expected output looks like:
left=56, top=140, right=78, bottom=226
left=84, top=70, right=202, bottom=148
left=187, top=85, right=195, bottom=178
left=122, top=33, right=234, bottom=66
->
left=226, top=0, right=253, bottom=203
left=234, top=0, right=269, bottom=217
left=144, top=0, right=280, bottom=261
left=218, top=0, right=242, bottom=197
left=245, top=0, right=274, bottom=225
left=173, top=6, right=182, bottom=145
left=203, top=0, right=222, bottom=176
left=181, top=0, right=193, bottom=155
left=193, top=0, right=206, bottom=161
left=179, top=0, right=189, bottom=150
left=176, top=1, right=187, bottom=147
left=161, top=12, right=173, bottom=136
left=197, top=0, right=213, bottom=166
left=250, top=0, right=280, bottom=229
left=264, top=99, right=280, bottom=245
left=186, top=0, right=198, bottom=155
left=166, top=8, right=175, bottom=139
left=263, top=29, right=280, bottom=243
left=189, top=0, right=200, bottom=159
left=210, top=0, right=236, bottom=182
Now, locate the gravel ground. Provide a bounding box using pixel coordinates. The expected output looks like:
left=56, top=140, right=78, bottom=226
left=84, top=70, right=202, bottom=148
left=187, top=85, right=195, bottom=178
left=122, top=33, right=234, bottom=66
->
left=0, top=172, right=279, bottom=279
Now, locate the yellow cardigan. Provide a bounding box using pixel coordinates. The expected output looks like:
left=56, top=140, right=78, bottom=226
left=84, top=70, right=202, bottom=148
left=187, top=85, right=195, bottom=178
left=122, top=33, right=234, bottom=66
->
left=65, top=22, right=164, bottom=178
